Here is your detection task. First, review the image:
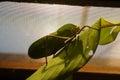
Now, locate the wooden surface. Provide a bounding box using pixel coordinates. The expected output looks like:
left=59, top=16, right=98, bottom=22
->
left=0, top=53, right=120, bottom=74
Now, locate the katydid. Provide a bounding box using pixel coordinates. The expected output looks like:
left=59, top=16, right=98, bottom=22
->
left=28, top=24, right=80, bottom=59
left=28, top=24, right=98, bottom=65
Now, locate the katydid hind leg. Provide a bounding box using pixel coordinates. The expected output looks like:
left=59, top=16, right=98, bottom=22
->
left=45, top=35, right=48, bottom=66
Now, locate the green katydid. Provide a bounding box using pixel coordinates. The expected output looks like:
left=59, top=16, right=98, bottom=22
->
left=28, top=24, right=80, bottom=63
left=28, top=24, right=98, bottom=65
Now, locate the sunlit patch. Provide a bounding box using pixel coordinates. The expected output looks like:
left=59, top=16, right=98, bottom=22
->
left=110, top=26, right=117, bottom=34
left=86, top=46, right=89, bottom=48
left=88, top=50, right=93, bottom=56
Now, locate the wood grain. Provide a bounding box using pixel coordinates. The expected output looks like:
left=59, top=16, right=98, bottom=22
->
left=0, top=53, right=120, bottom=74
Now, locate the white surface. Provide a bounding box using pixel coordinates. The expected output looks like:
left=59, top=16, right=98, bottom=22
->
left=0, top=2, right=83, bottom=54
left=0, top=1, right=120, bottom=58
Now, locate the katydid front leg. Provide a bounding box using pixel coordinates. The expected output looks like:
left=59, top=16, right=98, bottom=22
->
left=64, top=25, right=98, bottom=44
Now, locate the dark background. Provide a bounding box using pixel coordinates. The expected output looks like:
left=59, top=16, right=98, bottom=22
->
left=0, top=69, right=120, bottom=80
left=0, top=0, right=120, bottom=7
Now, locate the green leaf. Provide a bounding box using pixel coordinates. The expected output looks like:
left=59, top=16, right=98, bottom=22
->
left=27, top=18, right=120, bottom=80
left=99, top=18, right=120, bottom=45
left=27, top=20, right=100, bottom=80
left=28, top=24, right=80, bottom=59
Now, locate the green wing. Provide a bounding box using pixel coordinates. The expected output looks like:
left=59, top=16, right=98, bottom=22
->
left=28, top=24, right=80, bottom=59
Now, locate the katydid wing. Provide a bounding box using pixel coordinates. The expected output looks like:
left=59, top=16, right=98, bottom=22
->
left=28, top=24, right=80, bottom=59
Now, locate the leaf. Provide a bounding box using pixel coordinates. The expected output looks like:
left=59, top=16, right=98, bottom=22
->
left=28, top=24, right=80, bottom=59
left=99, top=18, right=120, bottom=45
left=27, top=18, right=120, bottom=80
left=27, top=19, right=100, bottom=80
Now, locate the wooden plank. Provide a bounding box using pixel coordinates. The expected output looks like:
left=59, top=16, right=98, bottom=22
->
left=0, top=53, right=120, bottom=74
left=0, top=53, right=44, bottom=70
